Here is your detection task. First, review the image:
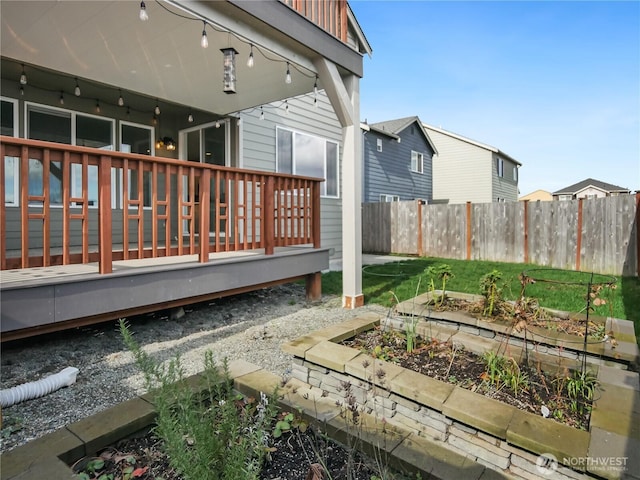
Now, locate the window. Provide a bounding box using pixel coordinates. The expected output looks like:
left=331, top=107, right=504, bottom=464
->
left=411, top=151, right=423, bottom=174
left=121, top=122, right=154, bottom=208
left=25, top=103, right=114, bottom=208
left=559, top=194, right=572, bottom=201
left=276, top=127, right=339, bottom=198
left=380, top=194, right=399, bottom=202
left=497, top=157, right=504, bottom=178
left=2, top=98, right=19, bottom=205
left=1, top=98, right=17, bottom=136
left=513, top=166, right=518, bottom=182
left=376, top=138, right=382, bottom=152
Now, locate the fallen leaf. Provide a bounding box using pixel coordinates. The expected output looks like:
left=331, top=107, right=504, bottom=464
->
left=133, top=466, right=149, bottom=477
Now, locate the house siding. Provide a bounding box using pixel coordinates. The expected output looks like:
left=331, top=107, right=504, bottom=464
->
left=363, top=125, right=433, bottom=203
left=426, top=127, right=493, bottom=204
left=491, top=153, right=519, bottom=202
left=241, top=92, right=344, bottom=258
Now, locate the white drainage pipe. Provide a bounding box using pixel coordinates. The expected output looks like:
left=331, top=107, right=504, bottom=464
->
left=1, top=367, right=79, bottom=408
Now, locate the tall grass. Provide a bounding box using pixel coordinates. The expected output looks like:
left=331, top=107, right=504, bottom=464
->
left=322, top=257, right=640, bottom=341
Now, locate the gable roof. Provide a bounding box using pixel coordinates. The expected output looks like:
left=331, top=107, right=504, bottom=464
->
left=552, top=178, right=631, bottom=195
left=423, top=123, right=521, bottom=166
left=367, top=116, right=438, bottom=154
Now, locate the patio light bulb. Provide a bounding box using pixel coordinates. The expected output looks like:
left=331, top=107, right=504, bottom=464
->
left=20, top=86, right=24, bottom=96
left=20, top=65, right=27, bottom=85
left=215, top=120, right=220, bottom=128
left=139, top=1, right=148, bottom=21
left=247, top=45, right=254, bottom=68
left=200, top=23, right=209, bottom=48
left=155, top=103, right=160, bottom=115
left=285, top=63, right=291, bottom=84
left=74, top=79, right=81, bottom=96
left=95, top=100, right=101, bottom=113
left=118, top=90, right=125, bottom=107
left=188, top=113, right=194, bottom=123
left=59, top=91, right=64, bottom=105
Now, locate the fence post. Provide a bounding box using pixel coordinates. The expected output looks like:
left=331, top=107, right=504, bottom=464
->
left=466, top=201, right=472, bottom=260
left=576, top=198, right=583, bottom=271
left=636, top=192, right=640, bottom=277
left=198, top=169, right=211, bottom=263
left=98, top=155, right=113, bottom=274
left=523, top=200, right=529, bottom=264
left=264, top=177, right=275, bottom=255
left=417, top=199, right=423, bottom=257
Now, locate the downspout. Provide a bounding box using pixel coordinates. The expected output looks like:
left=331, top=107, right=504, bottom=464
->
left=1, top=367, right=79, bottom=408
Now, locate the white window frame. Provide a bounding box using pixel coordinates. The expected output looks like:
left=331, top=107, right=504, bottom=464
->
left=411, top=150, right=423, bottom=174
left=276, top=126, right=339, bottom=198
left=376, top=138, right=382, bottom=152
left=2, top=97, right=19, bottom=206
left=178, top=119, right=231, bottom=166
left=513, top=166, right=518, bottom=182
left=24, top=102, right=115, bottom=209
left=559, top=194, right=572, bottom=201
left=380, top=194, right=399, bottom=202
left=497, top=157, right=504, bottom=178
left=120, top=120, right=155, bottom=210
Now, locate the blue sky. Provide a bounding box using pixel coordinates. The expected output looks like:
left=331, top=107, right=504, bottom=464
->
left=349, top=1, right=639, bottom=196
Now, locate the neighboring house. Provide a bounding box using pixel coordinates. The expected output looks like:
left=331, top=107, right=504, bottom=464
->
left=552, top=178, right=632, bottom=201
left=519, top=189, right=552, bottom=202
left=0, top=0, right=372, bottom=338
left=362, top=116, right=437, bottom=202
left=423, top=124, right=521, bottom=204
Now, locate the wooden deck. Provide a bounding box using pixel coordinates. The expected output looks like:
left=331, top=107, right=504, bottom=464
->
left=1, top=246, right=329, bottom=342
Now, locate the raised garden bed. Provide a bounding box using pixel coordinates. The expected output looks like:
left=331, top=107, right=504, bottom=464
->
left=283, top=312, right=640, bottom=480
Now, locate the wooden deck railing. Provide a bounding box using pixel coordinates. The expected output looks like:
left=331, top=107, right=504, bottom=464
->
left=282, top=0, right=348, bottom=42
left=0, top=137, right=322, bottom=272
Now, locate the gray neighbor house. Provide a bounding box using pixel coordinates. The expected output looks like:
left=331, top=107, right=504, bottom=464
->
left=362, top=116, right=437, bottom=202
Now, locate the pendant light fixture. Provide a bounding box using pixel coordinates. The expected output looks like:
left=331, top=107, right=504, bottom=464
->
left=118, top=90, right=125, bottom=107
left=139, top=1, right=148, bottom=21
left=19, top=65, right=27, bottom=85
left=285, top=62, right=292, bottom=84
left=200, top=22, right=209, bottom=48
left=247, top=45, right=255, bottom=68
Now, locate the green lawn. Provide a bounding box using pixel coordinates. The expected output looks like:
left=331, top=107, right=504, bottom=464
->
left=322, top=257, right=640, bottom=343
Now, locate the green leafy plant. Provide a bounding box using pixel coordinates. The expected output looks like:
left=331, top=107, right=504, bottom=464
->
left=426, top=264, right=454, bottom=307
left=481, top=351, right=529, bottom=396
left=566, top=369, right=598, bottom=415
left=480, top=269, right=503, bottom=317
left=119, top=319, right=279, bottom=480
left=272, top=409, right=308, bottom=438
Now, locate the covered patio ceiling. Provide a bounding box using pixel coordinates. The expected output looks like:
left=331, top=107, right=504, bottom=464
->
left=0, top=0, right=357, bottom=116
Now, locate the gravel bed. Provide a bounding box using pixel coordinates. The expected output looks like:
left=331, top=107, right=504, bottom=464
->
left=0, top=284, right=387, bottom=454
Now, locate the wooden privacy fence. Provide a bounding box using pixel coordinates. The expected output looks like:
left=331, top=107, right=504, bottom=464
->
left=362, top=195, right=640, bottom=276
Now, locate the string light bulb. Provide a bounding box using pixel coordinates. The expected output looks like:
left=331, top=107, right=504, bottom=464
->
left=154, top=102, right=160, bottom=115
left=200, top=22, right=209, bottom=48
left=247, top=45, right=254, bottom=68
left=20, top=86, right=24, bottom=96
left=118, top=90, right=124, bottom=107
left=285, top=62, right=292, bottom=84
left=139, top=1, right=148, bottom=21
left=74, top=78, right=81, bottom=96
left=188, top=112, right=194, bottom=123
left=59, top=91, right=65, bottom=105
left=215, top=120, right=220, bottom=128
left=20, top=65, right=27, bottom=85
left=95, top=100, right=101, bottom=113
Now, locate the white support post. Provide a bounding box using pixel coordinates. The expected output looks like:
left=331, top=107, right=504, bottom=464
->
left=314, top=58, right=363, bottom=308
